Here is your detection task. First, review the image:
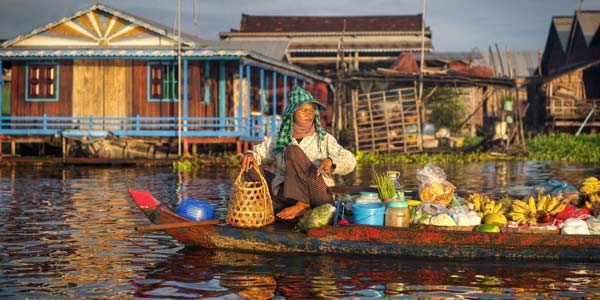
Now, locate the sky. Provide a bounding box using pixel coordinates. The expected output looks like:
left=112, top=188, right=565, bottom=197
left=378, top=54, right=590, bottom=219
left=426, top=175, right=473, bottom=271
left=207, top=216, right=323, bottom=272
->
left=1, top=0, right=599, bottom=52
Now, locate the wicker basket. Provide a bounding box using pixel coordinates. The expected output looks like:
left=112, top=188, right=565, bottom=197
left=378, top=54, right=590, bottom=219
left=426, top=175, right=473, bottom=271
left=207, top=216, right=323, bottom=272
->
left=226, top=166, right=275, bottom=228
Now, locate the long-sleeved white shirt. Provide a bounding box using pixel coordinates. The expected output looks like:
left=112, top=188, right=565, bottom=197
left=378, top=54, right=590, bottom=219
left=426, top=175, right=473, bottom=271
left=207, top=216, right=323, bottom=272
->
left=248, top=133, right=356, bottom=196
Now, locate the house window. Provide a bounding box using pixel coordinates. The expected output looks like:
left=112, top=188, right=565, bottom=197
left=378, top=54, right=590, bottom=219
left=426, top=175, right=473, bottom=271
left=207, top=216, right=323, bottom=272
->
left=26, top=63, right=59, bottom=101
left=148, top=62, right=178, bottom=101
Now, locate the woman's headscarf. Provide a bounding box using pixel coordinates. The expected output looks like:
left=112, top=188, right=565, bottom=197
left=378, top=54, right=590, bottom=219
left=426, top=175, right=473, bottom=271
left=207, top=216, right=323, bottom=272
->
left=274, top=87, right=327, bottom=153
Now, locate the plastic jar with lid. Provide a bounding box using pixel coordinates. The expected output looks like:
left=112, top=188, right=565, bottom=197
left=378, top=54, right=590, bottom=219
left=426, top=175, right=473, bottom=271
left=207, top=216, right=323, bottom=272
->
left=385, top=201, right=410, bottom=228
left=355, top=191, right=381, bottom=204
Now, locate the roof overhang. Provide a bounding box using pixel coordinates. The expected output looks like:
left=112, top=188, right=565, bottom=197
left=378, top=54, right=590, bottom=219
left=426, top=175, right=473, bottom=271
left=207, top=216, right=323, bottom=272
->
left=0, top=48, right=329, bottom=83
left=220, top=30, right=431, bottom=38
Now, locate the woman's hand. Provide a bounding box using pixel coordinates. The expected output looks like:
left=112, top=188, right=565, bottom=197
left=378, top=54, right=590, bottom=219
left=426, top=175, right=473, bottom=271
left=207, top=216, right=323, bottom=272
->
left=277, top=201, right=310, bottom=220
left=241, top=153, right=256, bottom=171
left=316, top=157, right=333, bottom=177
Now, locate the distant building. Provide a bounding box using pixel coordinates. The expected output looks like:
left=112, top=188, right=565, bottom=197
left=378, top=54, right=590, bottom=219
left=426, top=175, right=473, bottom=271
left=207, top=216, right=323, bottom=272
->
left=534, top=10, right=600, bottom=132
left=220, top=14, right=432, bottom=75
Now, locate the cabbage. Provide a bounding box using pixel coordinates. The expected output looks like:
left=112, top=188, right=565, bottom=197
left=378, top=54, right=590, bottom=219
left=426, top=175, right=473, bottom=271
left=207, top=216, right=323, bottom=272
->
left=295, top=204, right=336, bottom=232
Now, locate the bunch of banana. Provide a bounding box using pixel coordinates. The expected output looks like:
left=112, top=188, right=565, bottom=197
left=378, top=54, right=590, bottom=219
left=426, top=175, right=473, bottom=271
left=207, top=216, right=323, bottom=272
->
left=579, top=176, right=600, bottom=195
left=508, top=196, right=538, bottom=225
left=466, top=193, right=503, bottom=218
left=584, top=193, right=600, bottom=212
left=508, top=195, right=567, bottom=225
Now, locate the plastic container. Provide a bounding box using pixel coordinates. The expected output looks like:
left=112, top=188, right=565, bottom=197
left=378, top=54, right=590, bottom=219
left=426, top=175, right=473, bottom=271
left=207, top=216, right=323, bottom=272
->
left=352, top=202, right=385, bottom=226
left=503, top=99, right=513, bottom=111
left=385, top=201, right=410, bottom=228
left=422, top=123, right=436, bottom=135
left=355, top=191, right=381, bottom=204
left=176, top=198, right=215, bottom=221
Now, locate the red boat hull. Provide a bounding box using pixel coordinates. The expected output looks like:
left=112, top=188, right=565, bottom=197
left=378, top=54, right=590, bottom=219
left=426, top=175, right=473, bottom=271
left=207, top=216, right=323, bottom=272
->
left=129, top=189, right=600, bottom=261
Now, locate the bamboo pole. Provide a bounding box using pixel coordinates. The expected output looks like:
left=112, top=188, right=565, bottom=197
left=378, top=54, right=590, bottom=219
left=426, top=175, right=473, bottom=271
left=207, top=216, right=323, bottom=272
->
left=135, top=219, right=222, bottom=232
left=495, top=43, right=505, bottom=77
left=177, top=0, right=182, bottom=156
left=418, top=0, right=427, bottom=124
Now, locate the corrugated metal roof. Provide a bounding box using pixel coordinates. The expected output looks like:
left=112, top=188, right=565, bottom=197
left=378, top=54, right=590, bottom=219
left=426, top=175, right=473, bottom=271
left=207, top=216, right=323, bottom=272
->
left=195, top=40, right=289, bottom=61
left=576, top=11, right=600, bottom=45
left=240, top=14, right=426, bottom=32
left=552, top=16, right=573, bottom=52
left=479, top=50, right=539, bottom=78
left=416, top=51, right=483, bottom=61
left=0, top=48, right=328, bottom=82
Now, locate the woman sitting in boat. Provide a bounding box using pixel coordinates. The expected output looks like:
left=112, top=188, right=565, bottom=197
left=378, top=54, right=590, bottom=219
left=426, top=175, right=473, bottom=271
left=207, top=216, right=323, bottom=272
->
left=241, top=87, right=356, bottom=220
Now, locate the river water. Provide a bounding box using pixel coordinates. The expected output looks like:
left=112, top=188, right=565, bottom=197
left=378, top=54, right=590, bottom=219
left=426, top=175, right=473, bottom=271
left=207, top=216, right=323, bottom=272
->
left=1, top=161, right=599, bottom=299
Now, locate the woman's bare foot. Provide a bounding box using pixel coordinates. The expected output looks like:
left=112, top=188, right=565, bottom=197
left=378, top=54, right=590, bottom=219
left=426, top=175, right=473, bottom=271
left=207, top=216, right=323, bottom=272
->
left=277, top=201, right=310, bottom=220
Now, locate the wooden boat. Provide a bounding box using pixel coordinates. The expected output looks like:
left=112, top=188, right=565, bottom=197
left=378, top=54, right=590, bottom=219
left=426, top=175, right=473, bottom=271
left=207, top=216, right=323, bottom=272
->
left=129, top=189, right=600, bottom=261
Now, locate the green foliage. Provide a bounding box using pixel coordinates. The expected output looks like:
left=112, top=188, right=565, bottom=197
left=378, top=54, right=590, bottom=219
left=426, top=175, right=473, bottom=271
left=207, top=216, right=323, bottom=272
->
left=172, top=159, right=193, bottom=172
left=172, top=152, right=241, bottom=172
left=463, top=136, right=484, bottom=148
left=424, top=87, right=466, bottom=131
left=355, top=134, right=600, bottom=165
left=527, top=133, right=600, bottom=163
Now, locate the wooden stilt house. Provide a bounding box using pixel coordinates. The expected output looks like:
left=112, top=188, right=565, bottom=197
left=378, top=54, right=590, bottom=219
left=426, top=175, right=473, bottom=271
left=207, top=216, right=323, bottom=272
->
left=0, top=4, right=328, bottom=158
left=535, top=11, right=600, bottom=132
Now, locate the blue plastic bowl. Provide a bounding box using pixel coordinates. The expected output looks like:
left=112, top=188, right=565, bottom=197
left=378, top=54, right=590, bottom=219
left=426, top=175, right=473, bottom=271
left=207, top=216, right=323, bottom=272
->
left=175, top=198, right=215, bottom=221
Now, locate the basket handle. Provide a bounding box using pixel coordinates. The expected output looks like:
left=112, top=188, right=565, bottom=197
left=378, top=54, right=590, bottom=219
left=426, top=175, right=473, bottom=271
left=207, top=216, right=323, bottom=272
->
left=235, top=164, right=268, bottom=188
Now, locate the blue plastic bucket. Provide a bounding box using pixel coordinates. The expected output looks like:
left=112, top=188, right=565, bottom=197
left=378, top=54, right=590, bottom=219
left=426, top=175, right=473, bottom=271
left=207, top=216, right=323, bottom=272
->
left=176, top=198, right=214, bottom=221
left=351, top=202, right=385, bottom=226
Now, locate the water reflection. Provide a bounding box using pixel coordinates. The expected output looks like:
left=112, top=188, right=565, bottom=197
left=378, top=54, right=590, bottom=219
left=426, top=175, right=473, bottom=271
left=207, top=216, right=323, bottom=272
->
left=0, top=161, right=599, bottom=298
left=134, top=249, right=600, bottom=299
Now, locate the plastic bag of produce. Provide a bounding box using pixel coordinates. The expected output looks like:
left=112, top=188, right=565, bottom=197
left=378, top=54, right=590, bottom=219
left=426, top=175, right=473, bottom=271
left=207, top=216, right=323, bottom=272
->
left=430, top=214, right=457, bottom=226
left=295, top=203, right=336, bottom=232
left=587, top=217, right=600, bottom=234
left=561, top=218, right=590, bottom=235
left=533, top=179, right=580, bottom=204
left=416, top=163, right=455, bottom=206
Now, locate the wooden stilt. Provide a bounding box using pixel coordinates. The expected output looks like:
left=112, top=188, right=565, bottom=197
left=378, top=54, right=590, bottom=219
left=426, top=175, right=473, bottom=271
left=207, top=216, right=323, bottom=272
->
left=183, top=137, right=189, bottom=157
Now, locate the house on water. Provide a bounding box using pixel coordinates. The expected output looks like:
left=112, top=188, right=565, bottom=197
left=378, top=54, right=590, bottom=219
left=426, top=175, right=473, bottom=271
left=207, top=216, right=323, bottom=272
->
left=0, top=3, right=328, bottom=159
left=533, top=10, right=600, bottom=133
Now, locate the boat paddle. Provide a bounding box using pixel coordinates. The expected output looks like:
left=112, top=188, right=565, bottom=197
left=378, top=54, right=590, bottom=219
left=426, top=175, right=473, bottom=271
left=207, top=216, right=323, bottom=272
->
left=135, top=219, right=222, bottom=232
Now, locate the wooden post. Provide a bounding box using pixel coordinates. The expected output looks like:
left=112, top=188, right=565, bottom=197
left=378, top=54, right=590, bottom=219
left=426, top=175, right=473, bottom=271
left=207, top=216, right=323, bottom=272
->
left=183, top=138, right=189, bottom=156
left=351, top=89, right=359, bottom=152
left=488, top=46, right=497, bottom=76
left=179, top=59, right=189, bottom=132
left=219, top=61, right=226, bottom=127
left=381, top=91, right=392, bottom=151
left=272, top=71, right=277, bottom=135
left=366, top=93, right=375, bottom=152
left=0, top=58, right=3, bottom=123
left=399, top=89, right=408, bottom=153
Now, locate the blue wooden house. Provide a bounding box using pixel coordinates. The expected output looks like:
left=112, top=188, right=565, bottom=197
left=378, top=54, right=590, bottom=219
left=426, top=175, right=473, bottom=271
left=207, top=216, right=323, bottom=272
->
left=0, top=3, right=328, bottom=158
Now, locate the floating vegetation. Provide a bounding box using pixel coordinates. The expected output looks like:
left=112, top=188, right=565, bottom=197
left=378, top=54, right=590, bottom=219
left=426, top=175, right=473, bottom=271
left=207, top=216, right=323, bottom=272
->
left=172, top=134, right=599, bottom=172
left=527, top=133, right=600, bottom=163
left=172, top=152, right=241, bottom=172
left=357, top=134, right=600, bottom=165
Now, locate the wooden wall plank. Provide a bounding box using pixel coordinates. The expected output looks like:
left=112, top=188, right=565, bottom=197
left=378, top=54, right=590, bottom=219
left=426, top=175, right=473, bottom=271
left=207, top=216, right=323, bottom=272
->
left=72, top=59, right=104, bottom=118
left=103, top=59, right=132, bottom=130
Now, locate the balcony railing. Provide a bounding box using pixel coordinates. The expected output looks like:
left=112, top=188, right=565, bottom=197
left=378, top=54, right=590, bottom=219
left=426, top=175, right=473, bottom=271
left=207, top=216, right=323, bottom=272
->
left=0, top=115, right=278, bottom=141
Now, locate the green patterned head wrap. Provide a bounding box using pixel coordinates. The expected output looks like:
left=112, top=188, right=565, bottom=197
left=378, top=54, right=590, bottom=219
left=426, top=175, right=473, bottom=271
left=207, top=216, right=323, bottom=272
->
left=274, top=87, right=327, bottom=153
